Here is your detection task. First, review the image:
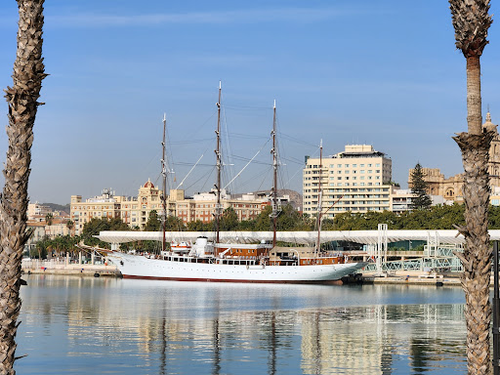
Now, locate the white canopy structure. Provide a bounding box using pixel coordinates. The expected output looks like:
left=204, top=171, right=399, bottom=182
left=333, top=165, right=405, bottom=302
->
left=96, top=229, right=500, bottom=246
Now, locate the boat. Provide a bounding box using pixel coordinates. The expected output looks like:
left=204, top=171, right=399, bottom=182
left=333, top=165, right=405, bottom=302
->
left=100, top=83, right=366, bottom=284
left=169, top=240, right=192, bottom=254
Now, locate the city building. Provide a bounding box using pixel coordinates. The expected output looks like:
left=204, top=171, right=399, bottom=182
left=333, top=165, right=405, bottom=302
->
left=408, top=112, right=500, bottom=202
left=303, top=144, right=393, bottom=217
left=390, top=187, right=446, bottom=214
left=70, top=182, right=290, bottom=235
left=27, top=202, right=53, bottom=219
left=70, top=183, right=162, bottom=235
left=167, top=189, right=278, bottom=224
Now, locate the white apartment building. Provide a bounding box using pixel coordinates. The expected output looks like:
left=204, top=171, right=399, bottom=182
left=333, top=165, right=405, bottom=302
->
left=391, top=187, right=446, bottom=214
left=303, top=144, right=393, bottom=217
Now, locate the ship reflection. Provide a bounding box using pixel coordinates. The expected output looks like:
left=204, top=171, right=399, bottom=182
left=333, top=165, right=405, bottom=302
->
left=21, top=276, right=466, bottom=374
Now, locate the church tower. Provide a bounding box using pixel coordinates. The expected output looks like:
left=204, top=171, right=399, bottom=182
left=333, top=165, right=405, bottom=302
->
left=483, top=112, right=500, bottom=187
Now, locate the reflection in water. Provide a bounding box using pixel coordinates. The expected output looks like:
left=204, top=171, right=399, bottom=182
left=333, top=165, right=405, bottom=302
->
left=16, top=275, right=466, bottom=374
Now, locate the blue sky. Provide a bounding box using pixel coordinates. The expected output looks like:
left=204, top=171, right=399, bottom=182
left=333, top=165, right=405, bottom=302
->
left=1, top=1, right=500, bottom=205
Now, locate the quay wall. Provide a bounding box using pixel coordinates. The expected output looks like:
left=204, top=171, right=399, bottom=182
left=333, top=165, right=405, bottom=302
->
left=22, top=259, right=120, bottom=277
left=21, top=259, right=467, bottom=286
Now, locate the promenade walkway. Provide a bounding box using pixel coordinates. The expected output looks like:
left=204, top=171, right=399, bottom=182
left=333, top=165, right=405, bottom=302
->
left=22, top=258, right=119, bottom=277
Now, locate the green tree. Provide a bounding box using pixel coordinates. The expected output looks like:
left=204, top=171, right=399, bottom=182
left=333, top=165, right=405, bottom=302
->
left=187, top=220, right=210, bottom=231
left=81, top=217, right=129, bottom=248
left=0, top=1, right=47, bottom=372
left=253, top=205, right=273, bottom=231
left=165, top=216, right=185, bottom=231
left=449, top=1, right=493, bottom=373
left=237, top=219, right=256, bottom=231
left=66, top=219, right=74, bottom=237
left=409, top=163, right=432, bottom=210
left=45, top=212, right=53, bottom=226
left=45, top=212, right=53, bottom=237
left=144, top=210, right=161, bottom=231
left=31, top=236, right=49, bottom=259
left=277, top=204, right=312, bottom=231
left=220, top=207, right=239, bottom=231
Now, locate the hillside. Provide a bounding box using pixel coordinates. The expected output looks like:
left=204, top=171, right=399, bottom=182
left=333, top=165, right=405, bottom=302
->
left=43, top=203, right=70, bottom=214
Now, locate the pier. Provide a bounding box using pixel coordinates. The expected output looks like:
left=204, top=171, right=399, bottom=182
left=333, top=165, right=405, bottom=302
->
left=22, top=257, right=120, bottom=277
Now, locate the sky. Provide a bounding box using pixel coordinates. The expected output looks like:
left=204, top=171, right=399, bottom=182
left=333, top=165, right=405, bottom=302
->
left=1, top=1, right=500, bottom=205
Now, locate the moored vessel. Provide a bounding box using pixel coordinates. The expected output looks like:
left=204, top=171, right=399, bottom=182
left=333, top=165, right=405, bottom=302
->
left=100, top=83, right=366, bottom=283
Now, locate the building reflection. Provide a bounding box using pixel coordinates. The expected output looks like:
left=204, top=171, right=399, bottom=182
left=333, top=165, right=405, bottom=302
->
left=20, top=276, right=466, bottom=374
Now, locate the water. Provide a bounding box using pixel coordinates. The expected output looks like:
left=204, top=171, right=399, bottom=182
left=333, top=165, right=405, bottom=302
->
left=15, top=275, right=467, bottom=374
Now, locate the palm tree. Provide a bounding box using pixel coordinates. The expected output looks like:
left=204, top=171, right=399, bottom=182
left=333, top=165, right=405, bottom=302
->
left=66, top=219, right=75, bottom=237
left=45, top=212, right=53, bottom=237
left=449, top=1, right=493, bottom=374
left=0, top=1, right=46, bottom=373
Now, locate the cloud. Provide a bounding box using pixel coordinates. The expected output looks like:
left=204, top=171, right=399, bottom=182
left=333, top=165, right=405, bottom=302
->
left=45, top=7, right=351, bottom=28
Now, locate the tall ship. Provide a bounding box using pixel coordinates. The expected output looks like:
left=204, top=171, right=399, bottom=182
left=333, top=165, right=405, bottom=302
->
left=99, top=83, right=366, bottom=283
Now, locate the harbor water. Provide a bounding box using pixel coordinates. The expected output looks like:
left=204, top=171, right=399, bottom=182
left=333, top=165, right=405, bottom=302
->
left=15, top=275, right=467, bottom=374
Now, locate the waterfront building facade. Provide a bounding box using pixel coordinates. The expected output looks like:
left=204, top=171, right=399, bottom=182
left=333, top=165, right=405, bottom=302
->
left=167, top=189, right=276, bottom=224
left=303, top=144, right=393, bottom=217
left=71, top=182, right=163, bottom=235
left=408, top=112, right=500, bottom=203
left=70, top=182, right=286, bottom=235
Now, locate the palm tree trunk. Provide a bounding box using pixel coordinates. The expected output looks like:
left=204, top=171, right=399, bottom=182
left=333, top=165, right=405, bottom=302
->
left=454, top=130, right=494, bottom=375
left=448, top=0, right=492, bottom=372
left=0, top=1, right=46, bottom=373
left=466, top=55, right=483, bottom=135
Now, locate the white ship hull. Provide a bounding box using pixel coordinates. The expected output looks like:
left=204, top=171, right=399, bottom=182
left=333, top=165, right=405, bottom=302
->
left=106, top=252, right=365, bottom=284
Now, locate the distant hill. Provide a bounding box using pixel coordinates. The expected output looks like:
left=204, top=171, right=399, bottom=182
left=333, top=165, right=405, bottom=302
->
left=43, top=203, right=70, bottom=214
left=278, top=189, right=302, bottom=210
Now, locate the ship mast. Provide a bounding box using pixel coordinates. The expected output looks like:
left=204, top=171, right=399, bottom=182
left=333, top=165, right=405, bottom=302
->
left=214, top=81, right=222, bottom=252
left=271, top=100, right=278, bottom=247
left=161, top=113, right=167, bottom=253
left=315, top=140, right=323, bottom=256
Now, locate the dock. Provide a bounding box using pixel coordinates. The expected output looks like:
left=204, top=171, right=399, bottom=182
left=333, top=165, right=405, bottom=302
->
left=343, top=270, right=463, bottom=286
left=22, top=259, right=120, bottom=277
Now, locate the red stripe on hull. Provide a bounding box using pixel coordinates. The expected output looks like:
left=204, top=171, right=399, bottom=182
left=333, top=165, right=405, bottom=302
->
left=122, top=274, right=344, bottom=285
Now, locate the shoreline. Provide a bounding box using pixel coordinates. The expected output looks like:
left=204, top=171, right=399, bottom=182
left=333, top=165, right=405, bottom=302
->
left=21, top=262, right=464, bottom=286
left=357, top=271, right=462, bottom=287
left=22, top=263, right=120, bottom=278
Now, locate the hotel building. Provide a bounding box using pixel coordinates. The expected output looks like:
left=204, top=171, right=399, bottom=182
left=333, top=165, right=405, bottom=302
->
left=303, top=144, right=393, bottom=217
